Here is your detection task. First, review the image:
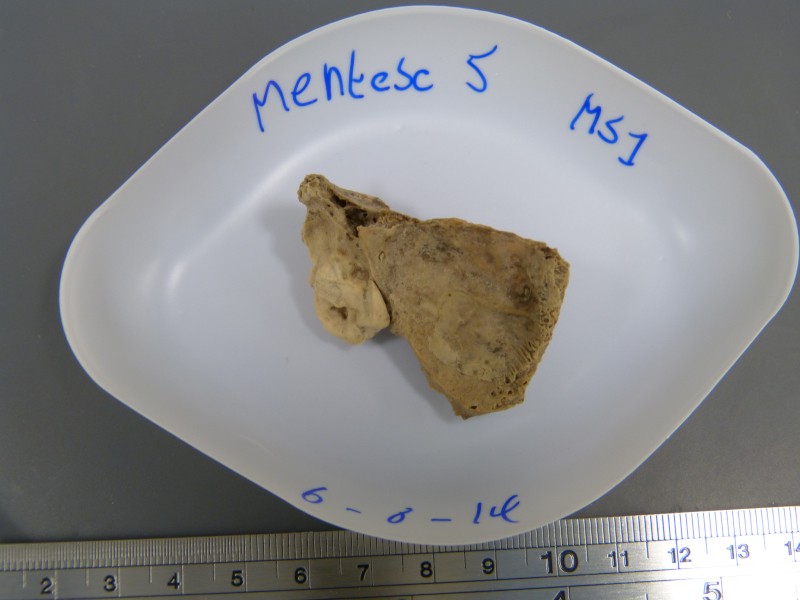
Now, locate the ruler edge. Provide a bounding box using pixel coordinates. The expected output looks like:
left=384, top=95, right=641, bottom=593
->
left=2, top=506, right=798, bottom=571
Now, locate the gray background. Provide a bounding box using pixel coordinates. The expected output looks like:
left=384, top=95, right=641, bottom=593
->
left=1, top=1, right=798, bottom=544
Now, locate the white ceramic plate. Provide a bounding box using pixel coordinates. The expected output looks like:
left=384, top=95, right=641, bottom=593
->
left=60, top=7, right=798, bottom=544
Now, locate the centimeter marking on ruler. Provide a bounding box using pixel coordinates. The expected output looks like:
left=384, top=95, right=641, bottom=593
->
left=1, top=507, right=799, bottom=599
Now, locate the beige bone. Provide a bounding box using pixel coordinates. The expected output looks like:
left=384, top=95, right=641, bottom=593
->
left=298, top=174, right=569, bottom=418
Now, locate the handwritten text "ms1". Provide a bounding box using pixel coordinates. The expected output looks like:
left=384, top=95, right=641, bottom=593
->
left=570, top=92, right=648, bottom=167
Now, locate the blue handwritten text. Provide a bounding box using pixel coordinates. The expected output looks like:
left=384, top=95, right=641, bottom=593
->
left=253, top=50, right=432, bottom=133
left=570, top=92, right=648, bottom=166
left=465, top=45, right=498, bottom=92
left=253, top=46, right=498, bottom=134
left=301, top=486, right=327, bottom=504
left=301, top=486, right=524, bottom=528
left=387, top=507, right=414, bottom=524
left=473, top=494, right=521, bottom=524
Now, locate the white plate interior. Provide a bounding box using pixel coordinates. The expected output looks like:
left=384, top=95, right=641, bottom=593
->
left=60, top=7, right=798, bottom=544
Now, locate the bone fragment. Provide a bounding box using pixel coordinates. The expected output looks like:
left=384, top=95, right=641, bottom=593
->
left=298, top=174, right=569, bottom=418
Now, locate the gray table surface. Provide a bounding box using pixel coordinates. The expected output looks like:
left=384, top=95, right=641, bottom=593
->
left=2, top=0, right=798, bottom=545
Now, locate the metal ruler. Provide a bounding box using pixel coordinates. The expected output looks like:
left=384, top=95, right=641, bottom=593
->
left=2, top=507, right=800, bottom=599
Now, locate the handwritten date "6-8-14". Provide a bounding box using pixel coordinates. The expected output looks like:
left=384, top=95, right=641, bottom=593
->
left=301, top=486, right=520, bottom=527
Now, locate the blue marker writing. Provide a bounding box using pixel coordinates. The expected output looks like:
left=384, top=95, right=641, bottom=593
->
left=301, top=486, right=327, bottom=504
left=473, top=494, right=521, bottom=524
left=252, top=49, right=434, bottom=134
left=570, top=92, right=648, bottom=167
left=465, top=44, right=498, bottom=93
left=387, top=507, right=414, bottom=524
left=393, top=57, right=433, bottom=92
left=252, top=81, right=289, bottom=133
left=619, top=132, right=648, bottom=166
left=570, top=92, right=602, bottom=134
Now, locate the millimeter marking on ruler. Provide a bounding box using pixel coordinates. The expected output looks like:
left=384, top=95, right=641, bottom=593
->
left=1, top=507, right=799, bottom=599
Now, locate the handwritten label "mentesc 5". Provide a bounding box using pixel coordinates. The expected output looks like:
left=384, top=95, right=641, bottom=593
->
left=252, top=46, right=498, bottom=134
